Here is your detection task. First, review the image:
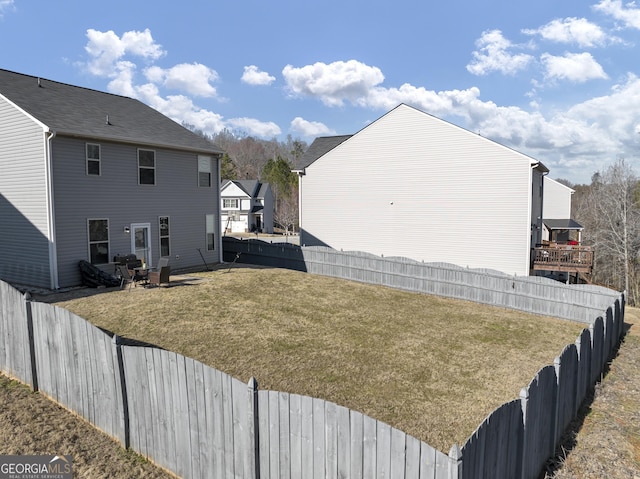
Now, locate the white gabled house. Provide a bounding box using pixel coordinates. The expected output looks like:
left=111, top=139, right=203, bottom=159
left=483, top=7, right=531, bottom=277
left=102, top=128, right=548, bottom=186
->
left=221, top=180, right=274, bottom=234
left=542, top=177, right=583, bottom=245
left=294, top=103, right=549, bottom=277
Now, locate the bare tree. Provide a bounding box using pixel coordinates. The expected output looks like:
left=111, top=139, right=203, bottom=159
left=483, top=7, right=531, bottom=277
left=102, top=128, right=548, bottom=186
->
left=273, top=187, right=299, bottom=236
left=576, top=159, right=640, bottom=303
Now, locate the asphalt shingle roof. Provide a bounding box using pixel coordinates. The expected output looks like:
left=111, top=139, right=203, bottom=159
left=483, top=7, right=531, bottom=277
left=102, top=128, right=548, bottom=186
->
left=543, top=219, right=583, bottom=230
left=0, top=69, right=223, bottom=155
left=295, top=135, right=352, bottom=170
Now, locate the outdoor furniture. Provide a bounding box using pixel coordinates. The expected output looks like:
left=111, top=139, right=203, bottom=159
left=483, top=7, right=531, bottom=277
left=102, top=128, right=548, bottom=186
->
left=148, top=257, right=171, bottom=287
left=116, top=264, right=135, bottom=290
left=148, top=266, right=170, bottom=287
left=132, top=267, right=149, bottom=286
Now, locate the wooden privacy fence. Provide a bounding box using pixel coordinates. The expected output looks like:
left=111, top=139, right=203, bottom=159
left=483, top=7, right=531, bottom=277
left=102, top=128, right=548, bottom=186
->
left=0, top=277, right=625, bottom=479
left=222, top=237, right=619, bottom=323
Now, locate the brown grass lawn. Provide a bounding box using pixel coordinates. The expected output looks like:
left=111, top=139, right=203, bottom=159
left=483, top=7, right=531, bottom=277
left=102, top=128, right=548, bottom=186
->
left=44, top=266, right=585, bottom=453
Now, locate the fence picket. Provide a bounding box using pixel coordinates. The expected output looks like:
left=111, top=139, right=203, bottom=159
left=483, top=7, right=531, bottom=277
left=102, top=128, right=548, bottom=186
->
left=0, top=271, right=625, bottom=479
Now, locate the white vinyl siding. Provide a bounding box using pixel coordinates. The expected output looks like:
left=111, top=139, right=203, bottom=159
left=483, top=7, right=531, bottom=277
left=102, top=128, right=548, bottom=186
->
left=543, top=177, right=573, bottom=219
left=300, top=105, right=536, bottom=276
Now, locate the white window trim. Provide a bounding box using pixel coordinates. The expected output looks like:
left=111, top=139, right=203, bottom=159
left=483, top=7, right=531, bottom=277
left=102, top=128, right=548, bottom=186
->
left=223, top=198, right=239, bottom=209
left=198, top=155, right=212, bottom=187
left=206, top=214, right=215, bottom=251
left=159, top=216, right=170, bottom=257
left=87, top=218, right=109, bottom=264
left=138, top=148, right=156, bottom=185
left=86, top=143, right=101, bottom=176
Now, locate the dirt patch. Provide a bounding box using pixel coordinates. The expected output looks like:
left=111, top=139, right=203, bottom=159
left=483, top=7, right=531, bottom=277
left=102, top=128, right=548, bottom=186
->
left=546, top=307, right=640, bottom=478
left=0, top=375, right=174, bottom=478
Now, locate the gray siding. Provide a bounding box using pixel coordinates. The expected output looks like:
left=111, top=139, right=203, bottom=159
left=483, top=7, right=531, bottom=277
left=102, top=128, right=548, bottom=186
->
left=0, top=97, right=51, bottom=288
left=52, top=136, right=219, bottom=287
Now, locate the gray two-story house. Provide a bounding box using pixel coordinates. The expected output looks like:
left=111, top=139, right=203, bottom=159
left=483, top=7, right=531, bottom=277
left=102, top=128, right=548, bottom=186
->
left=0, top=69, right=224, bottom=290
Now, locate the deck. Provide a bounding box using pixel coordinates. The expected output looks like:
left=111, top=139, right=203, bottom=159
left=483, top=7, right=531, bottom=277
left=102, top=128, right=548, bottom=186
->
left=532, top=245, right=594, bottom=274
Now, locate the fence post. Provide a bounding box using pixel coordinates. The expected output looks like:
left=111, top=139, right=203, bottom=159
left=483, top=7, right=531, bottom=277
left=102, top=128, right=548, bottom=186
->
left=112, top=334, right=130, bottom=449
left=519, top=387, right=529, bottom=479
left=248, top=376, right=260, bottom=479
left=448, top=444, right=462, bottom=479
left=553, top=356, right=562, bottom=447
left=24, top=293, right=38, bottom=392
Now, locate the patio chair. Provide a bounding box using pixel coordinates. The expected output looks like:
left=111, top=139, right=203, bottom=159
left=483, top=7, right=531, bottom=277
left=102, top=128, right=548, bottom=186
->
left=148, top=264, right=171, bottom=288
left=116, top=264, right=135, bottom=290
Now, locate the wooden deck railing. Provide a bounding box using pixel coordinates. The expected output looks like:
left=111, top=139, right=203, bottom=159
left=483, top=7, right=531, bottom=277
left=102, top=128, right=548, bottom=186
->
left=532, top=245, right=594, bottom=274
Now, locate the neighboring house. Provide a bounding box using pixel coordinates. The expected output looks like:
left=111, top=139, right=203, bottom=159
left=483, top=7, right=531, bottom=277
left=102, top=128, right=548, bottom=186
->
left=542, top=177, right=583, bottom=244
left=533, top=176, right=592, bottom=282
left=0, top=69, right=224, bottom=290
left=294, top=103, right=549, bottom=277
left=220, top=179, right=274, bottom=234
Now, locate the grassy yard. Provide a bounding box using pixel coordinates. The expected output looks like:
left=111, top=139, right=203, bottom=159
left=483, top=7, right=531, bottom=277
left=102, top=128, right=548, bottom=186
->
left=46, top=266, right=586, bottom=452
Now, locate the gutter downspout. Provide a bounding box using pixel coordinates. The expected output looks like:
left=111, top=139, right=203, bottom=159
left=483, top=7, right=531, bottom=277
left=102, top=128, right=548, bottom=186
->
left=44, top=129, right=59, bottom=289
left=294, top=169, right=304, bottom=245
left=217, top=155, right=223, bottom=263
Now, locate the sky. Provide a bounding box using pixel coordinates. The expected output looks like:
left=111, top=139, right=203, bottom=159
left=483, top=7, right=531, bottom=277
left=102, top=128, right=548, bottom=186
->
left=2, top=0, right=640, bottom=184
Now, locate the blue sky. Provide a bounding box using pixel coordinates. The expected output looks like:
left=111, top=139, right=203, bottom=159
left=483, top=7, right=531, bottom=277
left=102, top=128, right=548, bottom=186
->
left=2, top=0, right=640, bottom=184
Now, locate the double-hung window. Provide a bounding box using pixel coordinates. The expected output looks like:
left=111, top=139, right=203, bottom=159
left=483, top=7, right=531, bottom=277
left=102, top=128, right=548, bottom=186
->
left=159, top=216, right=170, bottom=257
left=206, top=214, right=215, bottom=251
left=88, top=219, right=109, bottom=264
left=86, top=143, right=101, bottom=175
left=223, top=198, right=239, bottom=209
left=138, top=149, right=156, bottom=185
left=198, top=156, right=212, bottom=187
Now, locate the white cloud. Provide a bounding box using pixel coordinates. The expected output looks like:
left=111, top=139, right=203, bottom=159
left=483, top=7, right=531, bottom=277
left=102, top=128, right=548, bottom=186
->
left=541, top=52, right=608, bottom=82
left=241, top=65, right=275, bottom=86
left=594, top=0, right=640, bottom=29
left=282, top=60, right=385, bottom=106
left=226, top=117, right=281, bottom=137
left=282, top=57, right=639, bottom=182
left=523, top=17, right=609, bottom=47
left=0, top=0, right=15, bottom=16
left=82, top=28, right=276, bottom=138
left=290, top=117, right=335, bottom=137
left=466, top=30, right=534, bottom=76
left=84, top=28, right=165, bottom=77
left=144, top=63, right=219, bottom=97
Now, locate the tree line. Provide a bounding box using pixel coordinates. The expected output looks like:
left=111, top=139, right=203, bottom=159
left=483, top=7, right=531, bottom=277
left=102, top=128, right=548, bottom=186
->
left=557, top=158, right=640, bottom=304
left=185, top=125, right=305, bottom=234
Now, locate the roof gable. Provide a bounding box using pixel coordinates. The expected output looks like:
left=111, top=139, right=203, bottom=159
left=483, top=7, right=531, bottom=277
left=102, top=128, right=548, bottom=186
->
left=296, top=135, right=352, bottom=170
left=300, top=104, right=546, bottom=172
left=0, top=69, right=223, bottom=155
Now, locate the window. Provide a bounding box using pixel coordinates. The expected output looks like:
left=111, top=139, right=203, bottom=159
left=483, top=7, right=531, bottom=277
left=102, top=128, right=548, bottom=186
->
left=198, top=155, right=212, bottom=187
left=206, top=214, right=215, bottom=251
left=88, top=219, right=109, bottom=264
left=138, top=149, right=156, bottom=185
left=223, top=198, right=239, bottom=209
left=86, top=143, right=100, bottom=175
left=159, top=216, right=170, bottom=257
